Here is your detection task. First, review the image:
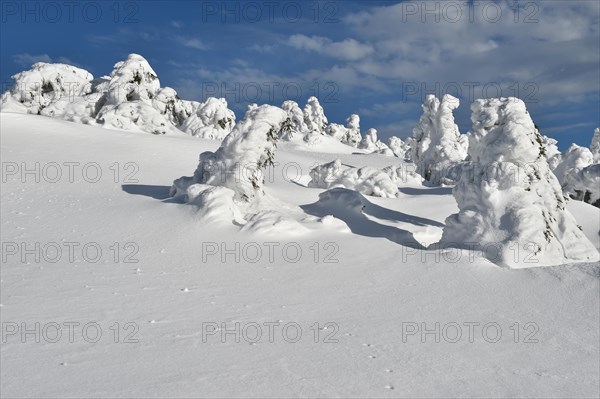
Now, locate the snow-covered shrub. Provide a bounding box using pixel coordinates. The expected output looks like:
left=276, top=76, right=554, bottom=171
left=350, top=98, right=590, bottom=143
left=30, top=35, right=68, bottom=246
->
left=563, top=164, right=600, bottom=207
left=409, top=94, right=468, bottom=185
left=99, top=102, right=180, bottom=135
left=325, top=123, right=347, bottom=141
left=151, top=87, right=194, bottom=127
left=358, top=128, right=393, bottom=155
left=441, top=98, right=598, bottom=268
left=281, top=100, right=308, bottom=139
left=95, top=54, right=173, bottom=133
left=303, top=96, right=328, bottom=134
left=1, top=54, right=237, bottom=138
left=388, top=136, right=410, bottom=160
left=553, top=144, right=593, bottom=186
left=103, top=53, right=160, bottom=106
left=180, top=97, right=236, bottom=139
left=591, top=128, right=600, bottom=163
left=382, top=164, right=423, bottom=185
left=308, top=159, right=399, bottom=198
left=0, top=62, right=93, bottom=114
left=171, top=104, right=289, bottom=205
left=553, top=144, right=598, bottom=207
left=343, top=114, right=362, bottom=147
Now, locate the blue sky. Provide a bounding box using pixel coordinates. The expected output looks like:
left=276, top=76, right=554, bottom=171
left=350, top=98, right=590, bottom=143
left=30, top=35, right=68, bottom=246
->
left=1, top=0, right=598, bottom=149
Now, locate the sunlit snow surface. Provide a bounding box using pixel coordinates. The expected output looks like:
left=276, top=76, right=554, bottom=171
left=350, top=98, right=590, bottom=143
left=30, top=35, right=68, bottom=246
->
left=1, top=114, right=598, bottom=397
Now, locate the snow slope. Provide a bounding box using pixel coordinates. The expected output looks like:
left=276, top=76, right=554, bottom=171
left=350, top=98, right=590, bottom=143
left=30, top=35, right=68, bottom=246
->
left=1, top=114, right=599, bottom=398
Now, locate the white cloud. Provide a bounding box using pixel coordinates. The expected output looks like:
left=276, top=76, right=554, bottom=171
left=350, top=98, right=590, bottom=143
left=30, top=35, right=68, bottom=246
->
left=12, top=53, right=52, bottom=66
left=287, top=34, right=374, bottom=61
left=12, top=53, right=79, bottom=67
left=177, top=36, right=209, bottom=50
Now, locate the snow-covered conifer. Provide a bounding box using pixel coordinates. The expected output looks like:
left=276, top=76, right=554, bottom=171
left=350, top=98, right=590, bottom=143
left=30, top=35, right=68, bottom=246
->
left=409, top=94, right=468, bottom=185
left=591, top=128, right=600, bottom=163
left=441, top=98, right=598, bottom=267
left=172, top=105, right=289, bottom=205
left=303, top=96, right=328, bottom=134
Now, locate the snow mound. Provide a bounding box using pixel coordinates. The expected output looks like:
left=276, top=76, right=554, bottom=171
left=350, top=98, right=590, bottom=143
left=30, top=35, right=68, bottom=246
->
left=185, top=184, right=245, bottom=225
left=240, top=210, right=311, bottom=236
left=409, top=94, right=468, bottom=185
left=441, top=97, right=599, bottom=268
left=311, top=187, right=367, bottom=215
left=308, top=159, right=399, bottom=198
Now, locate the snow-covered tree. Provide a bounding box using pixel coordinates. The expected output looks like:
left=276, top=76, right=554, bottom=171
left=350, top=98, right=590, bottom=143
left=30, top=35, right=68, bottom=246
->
left=553, top=144, right=599, bottom=207
left=151, top=87, right=195, bottom=127
left=343, top=114, right=362, bottom=147
left=0, top=62, right=93, bottom=115
left=324, top=123, right=347, bottom=141
left=409, top=94, right=468, bottom=185
left=441, top=98, right=598, bottom=267
left=281, top=100, right=308, bottom=140
left=553, top=144, right=593, bottom=186
left=388, top=136, right=410, bottom=160
left=303, top=96, right=328, bottom=134
left=180, top=97, right=236, bottom=139
left=563, top=164, right=600, bottom=207
left=171, top=105, right=289, bottom=205
left=358, top=128, right=393, bottom=155
left=591, top=127, right=600, bottom=163
left=1, top=54, right=237, bottom=138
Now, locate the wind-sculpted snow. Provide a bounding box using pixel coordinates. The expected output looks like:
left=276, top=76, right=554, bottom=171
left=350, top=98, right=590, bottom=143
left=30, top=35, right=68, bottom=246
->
left=308, top=159, right=420, bottom=198
left=1, top=54, right=235, bottom=138
left=441, top=98, right=599, bottom=268
left=538, top=132, right=562, bottom=170
left=409, top=94, right=468, bottom=185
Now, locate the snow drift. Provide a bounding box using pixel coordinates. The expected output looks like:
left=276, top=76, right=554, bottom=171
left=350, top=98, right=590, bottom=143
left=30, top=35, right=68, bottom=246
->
left=308, top=159, right=421, bottom=198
